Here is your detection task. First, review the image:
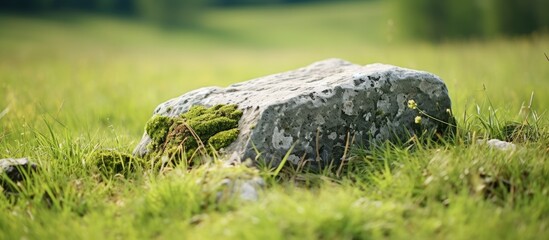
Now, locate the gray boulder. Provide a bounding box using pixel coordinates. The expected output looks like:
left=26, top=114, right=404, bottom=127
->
left=134, top=59, right=454, bottom=167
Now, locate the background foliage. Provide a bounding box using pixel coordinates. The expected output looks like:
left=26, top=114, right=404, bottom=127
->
left=391, top=0, right=549, bottom=41
left=3, top=0, right=548, bottom=39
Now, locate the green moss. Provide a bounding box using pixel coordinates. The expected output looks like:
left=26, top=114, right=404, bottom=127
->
left=90, top=149, right=142, bottom=177
left=192, top=117, right=238, bottom=140
left=375, top=109, right=384, bottom=116
left=145, top=104, right=242, bottom=164
left=209, top=129, right=240, bottom=150
left=145, top=115, right=174, bottom=150
left=182, top=105, right=207, bottom=119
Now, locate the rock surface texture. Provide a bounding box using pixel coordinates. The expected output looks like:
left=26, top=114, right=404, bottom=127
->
left=134, top=59, right=454, bottom=167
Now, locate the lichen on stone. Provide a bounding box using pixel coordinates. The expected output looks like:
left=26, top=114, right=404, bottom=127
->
left=144, top=104, right=242, bottom=163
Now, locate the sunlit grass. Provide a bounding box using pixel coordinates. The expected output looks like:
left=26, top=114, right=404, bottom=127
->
left=0, top=1, right=548, bottom=239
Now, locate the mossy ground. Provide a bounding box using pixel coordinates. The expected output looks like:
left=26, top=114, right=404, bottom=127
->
left=145, top=104, right=242, bottom=165
left=89, top=149, right=143, bottom=177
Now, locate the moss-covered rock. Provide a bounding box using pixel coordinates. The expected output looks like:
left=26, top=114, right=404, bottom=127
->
left=144, top=104, right=242, bottom=164
left=90, top=149, right=141, bottom=177
left=134, top=59, right=455, bottom=169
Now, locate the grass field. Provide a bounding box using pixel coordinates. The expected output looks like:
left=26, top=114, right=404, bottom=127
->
left=1, top=1, right=548, bottom=239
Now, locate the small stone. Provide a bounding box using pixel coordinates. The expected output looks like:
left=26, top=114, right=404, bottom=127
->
left=216, top=177, right=265, bottom=202
left=478, top=139, right=516, bottom=151
left=0, top=158, right=38, bottom=191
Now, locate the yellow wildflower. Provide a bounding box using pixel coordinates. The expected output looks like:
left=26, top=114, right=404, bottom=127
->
left=407, top=99, right=417, bottom=109
left=414, top=116, right=422, bottom=124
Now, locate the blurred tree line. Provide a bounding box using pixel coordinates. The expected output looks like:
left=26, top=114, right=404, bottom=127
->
left=0, top=0, right=359, bottom=26
left=392, top=0, right=549, bottom=41
left=2, top=0, right=547, bottom=39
